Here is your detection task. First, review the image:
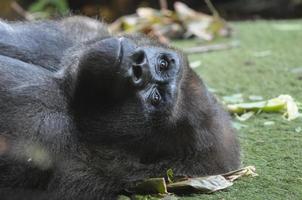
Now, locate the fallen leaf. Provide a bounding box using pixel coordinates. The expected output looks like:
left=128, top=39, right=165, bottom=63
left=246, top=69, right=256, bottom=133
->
left=248, top=95, right=263, bottom=101
left=232, top=121, right=248, bottom=130
left=278, top=95, right=301, bottom=121
left=223, top=166, right=258, bottom=182
left=117, top=195, right=132, bottom=200
left=131, top=194, right=179, bottom=200
left=295, top=127, right=302, bottom=133
left=208, top=88, right=218, bottom=93
left=110, top=1, right=231, bottom=42
left=223, top=93, right=244, bottom=104
left=264, top=121, right=275, bottom=126
left=174, top=1, right=211, bottom=22
left=126, top=166, right=257, bottom=198
left=253, top=50, right=272, bottom=58
left=227, top=100, right=283, bottom=114
left=227, top=95, right=301, bottom=121
left=273, top=24, right=302, bottom=31
left=128, top=178, right=168, bottom=195
left=166, top=169, right=174, bottom=183
left=174, top=1, right=231, bottom=41
left=290, top=67, right=302, bottom=74
left=167, top=175, right=233, bottom=194
left=189, top=61, right=201, bottom=69
left=235, top=111, right=254, bottom=121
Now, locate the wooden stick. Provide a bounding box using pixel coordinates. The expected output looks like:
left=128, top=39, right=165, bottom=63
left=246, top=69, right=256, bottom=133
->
left=159, top=0, right=168, bottom=11
left=11, top=1, right=34, bottom=20
left=205, top=0, right=220, bottom=18
left=184, top=41, right=240, bottom=54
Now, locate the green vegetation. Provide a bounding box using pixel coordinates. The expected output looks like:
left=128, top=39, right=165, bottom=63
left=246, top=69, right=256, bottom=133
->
left=173, top=20, right=302, bottom=200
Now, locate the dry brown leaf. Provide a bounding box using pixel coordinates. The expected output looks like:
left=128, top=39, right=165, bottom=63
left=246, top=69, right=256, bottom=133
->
left=223, top=166, right=258, bottom=182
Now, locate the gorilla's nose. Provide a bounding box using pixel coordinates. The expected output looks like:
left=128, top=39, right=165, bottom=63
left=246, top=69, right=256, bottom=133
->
left=118, top=37, right=150, bottom=88
left=130, top=50, right=149, bottom=88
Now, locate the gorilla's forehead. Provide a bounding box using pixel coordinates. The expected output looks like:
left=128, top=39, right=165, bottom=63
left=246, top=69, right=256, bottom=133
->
left=121, top=33, right=179, bottom=51
left=141, top=46, right=179, bottom=58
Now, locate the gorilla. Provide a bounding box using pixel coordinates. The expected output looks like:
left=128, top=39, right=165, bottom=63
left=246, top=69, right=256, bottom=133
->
left=0, top=16, right=240, bottom=199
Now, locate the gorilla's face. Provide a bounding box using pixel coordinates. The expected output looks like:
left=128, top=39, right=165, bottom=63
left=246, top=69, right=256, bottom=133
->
left=119, top=37, right=184, bottom=118
left=74, top=35, right=189, bottom=144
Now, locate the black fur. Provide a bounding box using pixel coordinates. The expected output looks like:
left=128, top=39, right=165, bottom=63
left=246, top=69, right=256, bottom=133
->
left=0, top=16, right=240, bottom=200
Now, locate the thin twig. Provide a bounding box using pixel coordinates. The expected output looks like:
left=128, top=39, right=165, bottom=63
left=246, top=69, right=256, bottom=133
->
left=204, top=0, right=220, bottom=18
left=184, top=41, right=240, bottom=54
left=11, top=1, right=34, bottom=21
left=159, top=0, right=168, bottom=11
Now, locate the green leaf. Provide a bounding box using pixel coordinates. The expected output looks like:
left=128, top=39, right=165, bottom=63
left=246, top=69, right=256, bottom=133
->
left=129, top=178, right=168, bottom=195
left=29, top=0, right=68, bottom=14
left=227, top=94, right=301, bottom=120
left=29, top=0, right=48, bottom=12
left=166, top=169, right=174, bottom=183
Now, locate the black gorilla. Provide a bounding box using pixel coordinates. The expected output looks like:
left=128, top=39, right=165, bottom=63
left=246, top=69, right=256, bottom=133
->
left=0, top=16, right=240, bottom=200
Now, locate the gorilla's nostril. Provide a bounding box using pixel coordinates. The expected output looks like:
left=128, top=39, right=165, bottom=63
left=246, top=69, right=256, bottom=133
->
left=132, top=50, right=145, bottom=64
left=131, top=50, right=148, bottom=87
left=132, top=65, right=142, bottom=81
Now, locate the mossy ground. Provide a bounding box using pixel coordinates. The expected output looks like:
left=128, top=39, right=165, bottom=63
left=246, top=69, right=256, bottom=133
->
left=173, top=20, right=302, bottom=200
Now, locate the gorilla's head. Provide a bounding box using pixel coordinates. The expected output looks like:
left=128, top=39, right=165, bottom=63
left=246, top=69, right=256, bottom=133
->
left=70, top=35, right=203, bottom=156
left=120, top=36, right=185, bottom=119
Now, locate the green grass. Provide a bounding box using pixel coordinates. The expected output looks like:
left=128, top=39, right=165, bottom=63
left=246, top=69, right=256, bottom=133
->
left=173, top=20, right=302, bottom=200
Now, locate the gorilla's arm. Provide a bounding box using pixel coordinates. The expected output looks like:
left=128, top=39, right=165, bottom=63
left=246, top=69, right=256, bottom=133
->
left=0, top=20, right=73, bottom=71
left=0, top=53, right=139, bottom=200
left=0, top=17, right=110, bottom=71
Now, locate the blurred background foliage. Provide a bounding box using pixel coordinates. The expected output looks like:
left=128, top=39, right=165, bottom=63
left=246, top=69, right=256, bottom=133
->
left=1, top=0, right=302, bottom=21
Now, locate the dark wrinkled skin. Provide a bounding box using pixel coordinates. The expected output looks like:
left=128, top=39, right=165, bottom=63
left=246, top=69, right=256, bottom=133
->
left=0, top=16, right=240, bottom=200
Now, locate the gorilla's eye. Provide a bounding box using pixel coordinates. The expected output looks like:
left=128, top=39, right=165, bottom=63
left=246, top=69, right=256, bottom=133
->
left=151, top=88, right=161, bottom=106
left=158, top=58, right=169, bottom=71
